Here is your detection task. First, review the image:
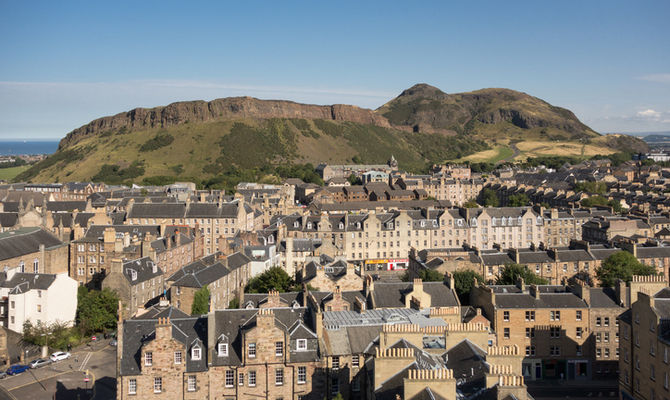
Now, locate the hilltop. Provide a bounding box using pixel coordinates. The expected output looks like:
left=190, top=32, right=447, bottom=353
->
left=16, top=84, right=647, bottom=184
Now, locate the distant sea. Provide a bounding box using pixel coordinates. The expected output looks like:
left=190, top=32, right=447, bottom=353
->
left=0, top=141, right=59, bottom=156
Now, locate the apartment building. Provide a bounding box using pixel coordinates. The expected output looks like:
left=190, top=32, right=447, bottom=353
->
left=102, top=257, right=164, bottom=318
left=0, top=227, right=68, bottom=276
left=618, top=275, right=670, bottom=400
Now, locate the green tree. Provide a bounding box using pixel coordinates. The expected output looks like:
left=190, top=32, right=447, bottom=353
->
left=508, top=193, right=530, bottom=207
left=453, top=270, right=485, bottom=305
left=596, top=251, right=656, bottom=287
left=480, top=188, right=499, bottom=207
left=463, top=199, right=479, bottom=208
left=191, top=285, right=210, bottom=315
left=228, top=297, right=240, bottom=309
left=245, top=267, right=295, bottom=293
left=495, top=263, right=548, bottom=285
left=347, top=174, right=362, bottom=185
left=401, top=269, right=444, bottom=282
left=76, top=286, right=119, bottom=335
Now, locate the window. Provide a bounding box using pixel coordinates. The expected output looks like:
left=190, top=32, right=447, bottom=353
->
left=192, top=346, right=201, bottom=360
left=550, top=346, right=561, bottom=356
left=33, top=259, right=39, bottom=273
left=597, top=348, right=602, bottom=357
left=525, top=328, right=534, bottom=338
left=604, top=317, right=609, bottom=327
left=503, top=311, right=510, bottom=321
left=525, top=346, right=536, bottom=356
left=298, top=366, right=306, bottom=384
left=550, top=327, right=560, bottom=338
left=604, top=332, right=609, bottom=343
left=188, top=375, right=196, bottom=392
left=154, top=377, right=162, bottom=393
left=226, top=370, right=235, bottom=387
left=128, top=378, right=137, bottom=394
left=331, top=377, right=339, bottom=395
left=550, top=311, right=560, bottom=321
left=596, top=317, right=601, bottom=326
left=576, top=310, right=582, bottom=321
left=576, top=345, right=582, bottom=356
left=248, top=343, right=256, bottom=358
left=37, top=304, right=41, bottom=312
left=651, top=364, right=655, bottom=380
left=296, top=339, right=307, bottom=351
left=238, top=372, right=244, bottom=386
left=145, top=352, right=153, bottom=366
left=504, top=328, right=510, bottom=339
left=174, top=351, right=182, bottom=364
left=248, top=371, right=256, bottom=386
left=275, top=341, right=283, bottom=356
left=218, top=343, right=228, bottom=356
left=275, top=368, right=284, bottom=386
left=352, top=355, right=360, bottom=368
left=525, top=311, right=535, bottom=321
left=352, top=376, right=361, bottom=392
left=604, top=348, right=610, bottom=358
left=596, top=333, right=601, bottom=342
left=332, top=356, right=340, bottom=369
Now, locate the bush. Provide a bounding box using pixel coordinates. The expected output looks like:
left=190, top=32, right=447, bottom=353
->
left=191, top=286, right=210, bottom=315
left=453, top=270, right=485, bottom=304
left=496, top=263, right=548, bottom=285
left=596, top=251, right=656, bottom=287
left=139, top=134, right=174, bottom=152
left=246, top=267, right=295, bottom=293
left=23, top=320, right=83, bottom=351
left=76, top=286, right=119, bottom=335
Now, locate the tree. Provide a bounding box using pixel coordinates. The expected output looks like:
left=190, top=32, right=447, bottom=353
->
left=495, top=263, right=548, bottom=285
left=76, top=286, right=119, bottom=335
left=191, top=285, right=210, bottom=315
left=596, top=251, right=656, bottom=287
left=228, top=297, right=240, bottom=309
left=347, top=174, right=362, bottom=185
left=245, top=267, right=295, bottom=293
left=508, top=193, right=530, bottom=207
left=453, top=270, right=485, bottom=305
left=463, top=199, right=479, bottom=208
left=480, top=188, right=499, bottom=207
left=401, top=269, right=444, bottom=282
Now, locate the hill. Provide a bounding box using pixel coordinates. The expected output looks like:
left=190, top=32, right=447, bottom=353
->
left=17, top=84, right=648, bottom=184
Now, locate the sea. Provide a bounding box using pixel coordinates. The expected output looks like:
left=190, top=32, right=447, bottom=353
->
left=0, top=141, right=59, bottom=156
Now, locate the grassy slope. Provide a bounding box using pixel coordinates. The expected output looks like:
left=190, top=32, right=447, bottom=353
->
left=17, top=118, right=488, bottom=183
left=0, top=165, right=30, bottom=181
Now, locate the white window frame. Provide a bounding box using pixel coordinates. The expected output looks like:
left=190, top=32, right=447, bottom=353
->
left=192, top=346, right=201, bottom=360
left=187, top=375, right=196, bottom=392
left=275, top=368, right=284, bottom=386
left=296, top=339, right=307, bottom=351
left=145, top=352, right=153, bottom=366
left=225, top=370, right=235, bottom=387
left=174, top=351, right=182, bottom=364
left=128, top=378, right=137, bottom=394
left=218, top=343, right=228, bottom=357
left=248, top=343, right=256, bottom=358
left=154, top=377, right=162, bottom=393
left=297, top=366, right=306, bottom=384
left=248, top=371, right=256, bottom=387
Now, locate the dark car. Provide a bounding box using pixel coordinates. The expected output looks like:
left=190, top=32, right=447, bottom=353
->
left=7, top=365, right=30, bottom=375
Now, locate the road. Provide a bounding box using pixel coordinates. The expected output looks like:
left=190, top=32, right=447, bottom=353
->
left=0, top=339, right=117, bottom=400
left=527, top=381, right=618, bottom=400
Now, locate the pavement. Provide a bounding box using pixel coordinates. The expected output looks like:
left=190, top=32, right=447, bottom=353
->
left=0, top=337, right=117, bottom=400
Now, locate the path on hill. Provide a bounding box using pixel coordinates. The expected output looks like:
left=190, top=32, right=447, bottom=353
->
left=497, top=143, right=520, bottom=164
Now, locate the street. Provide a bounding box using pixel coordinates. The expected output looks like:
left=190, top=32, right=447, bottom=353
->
left=0, top=339, right=116, bottom=400
left=527, top=380, right=619, bottom=400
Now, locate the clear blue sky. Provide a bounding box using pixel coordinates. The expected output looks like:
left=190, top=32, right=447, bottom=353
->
left=1, top=0, right=669, bottom=139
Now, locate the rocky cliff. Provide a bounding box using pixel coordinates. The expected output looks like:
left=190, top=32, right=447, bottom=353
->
left=60, top=97, right=390, bottom=149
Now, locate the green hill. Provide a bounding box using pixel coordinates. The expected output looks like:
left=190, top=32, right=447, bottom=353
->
left=16, top=84, right=648, bottom=185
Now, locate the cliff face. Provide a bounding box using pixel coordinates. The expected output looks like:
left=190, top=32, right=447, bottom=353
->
left=59, top=97, right=390, bottom=149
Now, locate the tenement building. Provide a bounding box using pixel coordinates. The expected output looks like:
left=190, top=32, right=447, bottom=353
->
left=618, top=275, right=670, bottom=400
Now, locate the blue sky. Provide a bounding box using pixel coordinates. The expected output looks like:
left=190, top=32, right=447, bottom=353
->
left=1, top=1, right=669, bottom=139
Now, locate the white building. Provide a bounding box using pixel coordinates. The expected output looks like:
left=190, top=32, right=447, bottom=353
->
left=0, top=269, right=78, bottom=333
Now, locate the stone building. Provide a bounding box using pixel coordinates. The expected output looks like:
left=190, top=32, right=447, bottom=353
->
left=618, top=275, right=670, bottom=400
left=0, top=227, right=68, bottom=276
left=103, top=257, right=164, bottom=318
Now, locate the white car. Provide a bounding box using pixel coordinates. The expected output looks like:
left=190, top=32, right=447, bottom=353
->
left=50, top=352, right=71, bottom=362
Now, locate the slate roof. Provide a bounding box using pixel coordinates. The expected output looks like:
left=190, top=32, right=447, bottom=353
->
left=0, top=213, right=17, bottom=227
left=168, top=253, right=243, bottom=289
left=495, top=292, right=587, bottom=308
left=0, top=227, right=63, bottom=260
left=588, top=288, right=621, bottom=308
left=0, top=272, right=57, bottom=294
left=122, top=257, right=163, bottom=285
left=120, top=314, right=208, bottom=375
left=370, top=282, right=459, bottom=308
left=46, top=201, right=87, bottom=212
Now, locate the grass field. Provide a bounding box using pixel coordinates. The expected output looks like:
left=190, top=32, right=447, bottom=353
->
left=513, top=140, right=614, bottom=159
left=458, top=146, right=514, bottom=163
left=0, top=165, right=30, bottom=181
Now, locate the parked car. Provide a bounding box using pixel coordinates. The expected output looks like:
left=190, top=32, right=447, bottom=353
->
left=6, top=365, right=30, bottom=375
left=109, top=338, right=117, bottom=346
left=0, top=371, right=6, bottom=379
left=50, top=352, right=71, bottom=362
left=29, top=358, right=52, bottom=369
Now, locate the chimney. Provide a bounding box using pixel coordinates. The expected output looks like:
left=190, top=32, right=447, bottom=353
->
left=508, top=248, right=520, bottom=264
left=616, top=279, right=628, bottom=308
left=155, top=317, right=172, bottom=341
left=111, top=258, right=124, bottom=275
left=256, top=309, right=275, bottom=331
left=103, top=227, right=115, bottom=244
left=516, top=277, right=525, bottom=292
left=413, top=278, right=423, bottom=292
left=529, top=285, right=540, bottom=299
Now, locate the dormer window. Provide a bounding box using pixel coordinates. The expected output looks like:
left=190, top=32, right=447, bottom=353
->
left=492, top=218, right=497, bottom=226
left=536, top=216, right=543, bottom=225
left=307, top=222, right=313, bottom=229
left=293, top=221, right=299, bottom=228
left=356, top=222, right=361, bottom=229
left=501, top=217, right=506, bottom=226
left=420, top=221, right=426, bottom=227
left=457, top=219, right=463, bottom=227
left=387, top=222, right=394, bottom=229
left=471, top=218, right=477, bottom=227
left=130, top=269, right=137, bottom=281
left=339, top=222, right=344, bottom=229
left=432, top=220, right=438, bottom=227
left=218, top=343, right=228, bottom=357
left=517, top=217, right=523, bottom=225
left=296, top=339, right=307, bottom=351
left=191, top=345, right=201, bottom=360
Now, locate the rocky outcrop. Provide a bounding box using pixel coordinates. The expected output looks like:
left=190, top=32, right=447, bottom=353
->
left=59, top=97, right=390, bottom=149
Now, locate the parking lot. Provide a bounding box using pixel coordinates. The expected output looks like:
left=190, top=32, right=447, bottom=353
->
left=0, top=338, right=117, bottom=400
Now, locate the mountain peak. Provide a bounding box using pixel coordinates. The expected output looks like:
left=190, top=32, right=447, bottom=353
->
left=398, top=83, right=448, bottom=99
